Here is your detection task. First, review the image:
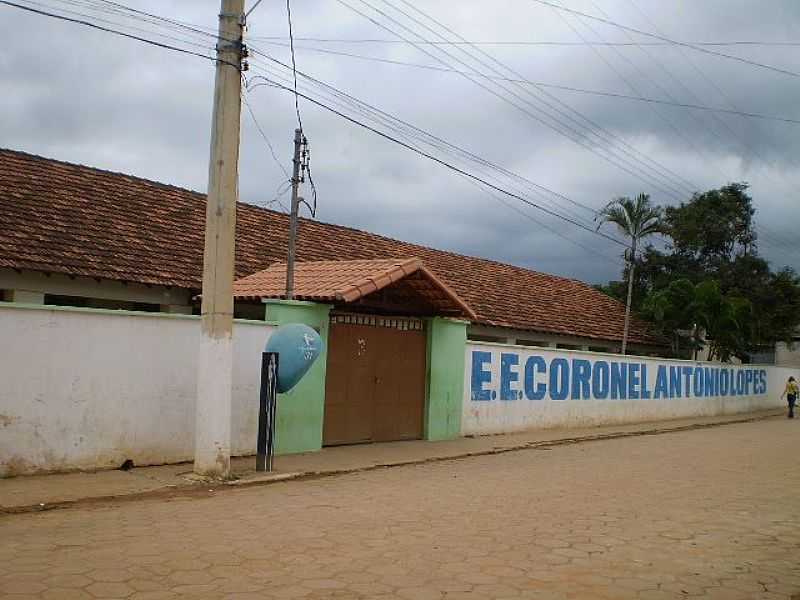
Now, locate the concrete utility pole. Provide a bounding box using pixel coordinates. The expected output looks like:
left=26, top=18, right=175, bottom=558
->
left=285, top=128, right=303, bottom=300
left=194, top=0, right=245, bottom=478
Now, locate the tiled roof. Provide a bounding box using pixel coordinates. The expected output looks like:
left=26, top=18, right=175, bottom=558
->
left=0, top=148, right=660, bottom=345
left=233, top=257, right=477, bottom=319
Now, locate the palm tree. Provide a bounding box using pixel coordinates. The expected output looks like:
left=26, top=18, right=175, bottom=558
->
left=596, top=193, right=663, bottom=354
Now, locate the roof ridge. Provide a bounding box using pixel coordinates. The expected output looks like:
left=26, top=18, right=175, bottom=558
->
left=2, top=147, right=581, bottom=287
left=338, top=257, right=421, bottom=301
left=0, top=147, right=209, bottom=199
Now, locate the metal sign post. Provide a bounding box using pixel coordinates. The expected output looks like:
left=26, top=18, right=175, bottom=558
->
left=256, top=352, right=279, bottom=472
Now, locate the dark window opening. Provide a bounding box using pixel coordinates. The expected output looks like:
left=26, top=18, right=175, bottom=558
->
left=468, top=333, right=506, bottom=343
left=43, top=294, right=160, bottom=312
left=234, top=301, right=266, bottom=321
left=556, top=343, right=581, bottom=350
left=516, top=339, right=547, bottom=348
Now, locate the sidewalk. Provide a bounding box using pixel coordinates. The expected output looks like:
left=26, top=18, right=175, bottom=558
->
left=0, top=410, right=782, bottom=514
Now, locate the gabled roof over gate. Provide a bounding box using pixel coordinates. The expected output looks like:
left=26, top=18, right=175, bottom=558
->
left=233, top=258, right=477, bottom=319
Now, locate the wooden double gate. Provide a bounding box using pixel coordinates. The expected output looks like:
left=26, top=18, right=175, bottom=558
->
left=323, top=314, right=427, bottom=446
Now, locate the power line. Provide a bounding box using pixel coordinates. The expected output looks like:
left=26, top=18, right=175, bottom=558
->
left=248, top=36, right=800, bottom=48
left=245, top=0, right=265, bottom=19
left=94, top=0, right=217, bottom=38
left=336, top=0, right=690, bottom=201
left=386, top=0, right=698, bottom=197
left=285, top=0, right=303, bottom=132
left=460, top=176, right=624, bottom=267
left=0, top=0, right=223, bottom=63
left=257, top=41, right=800, bottom=126
left=242, top=94, right=290, bottom=179
left=12, top=0, right=794, bottom=262
left=592, top=0, right=800, bottom=258
left=16, top=0, right=220, bottom=54
left=247, top=54, right=605, bottom=224
left=624, top=0, right=800, bottom=256
left=251, top=64, right=600, bottom=231
left=528, top=0, right=800, bottom=79
left=250, top=74, right=628, bottom=247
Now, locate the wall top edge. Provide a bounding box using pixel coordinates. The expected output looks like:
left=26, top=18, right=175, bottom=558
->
left=0, top=302, right=274, bottom=327
left=467, top=339, right=787, bottom=369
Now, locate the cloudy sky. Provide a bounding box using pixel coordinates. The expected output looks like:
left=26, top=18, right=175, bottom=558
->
left=2, top=0, right=799, bottom=283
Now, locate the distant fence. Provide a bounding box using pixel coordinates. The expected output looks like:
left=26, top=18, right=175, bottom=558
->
left=463, top=342, right=794, bottom=435
left=0, top=304, right=274, bottom=477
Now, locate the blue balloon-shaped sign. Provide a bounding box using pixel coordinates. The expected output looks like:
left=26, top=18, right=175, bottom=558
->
left=265, top=324, right=323, bottom=393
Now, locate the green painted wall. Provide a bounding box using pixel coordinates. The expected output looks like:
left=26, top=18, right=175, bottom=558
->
left=264, top=300, right=332, bottom=455
left=425, top=317, right=468, bottom=440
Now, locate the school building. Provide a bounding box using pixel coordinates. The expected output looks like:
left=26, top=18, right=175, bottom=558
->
left=0, top=149, right=790, bottom=476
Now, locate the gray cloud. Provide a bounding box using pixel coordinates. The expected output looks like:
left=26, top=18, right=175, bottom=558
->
left=2, top=0, right=798, bottom=284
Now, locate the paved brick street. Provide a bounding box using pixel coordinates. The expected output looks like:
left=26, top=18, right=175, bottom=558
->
left=2, top=418, right=800, bottom=599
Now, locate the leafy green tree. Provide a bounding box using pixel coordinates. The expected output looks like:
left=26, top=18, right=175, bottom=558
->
left=596, top=193, right=663, bottom=354
left=664, top=182, right=756, bottom=268
left=641, top=279, right=697, bottom=357
left=642, top=279, right=752, bottom=362
left=691, top=281, right=752, bottom=362
left=606, top=183, right=800, bottom=360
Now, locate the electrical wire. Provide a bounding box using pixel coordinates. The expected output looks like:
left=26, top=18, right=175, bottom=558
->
left=386, top=0, right=698, bottom=197
left=246, top=56, right=604, bottom=225
left=285, top=0, right=303, bottom=133
left=8, top=0, right=794, bottom=263
left=242, top=95, right=290, bottom=179
left=345, top=0, right=709, bottom=201
left=0, top=0, right=640, bottom=249
left=13, top=0, right=220, bottom=54
left=582, top=0, right=800, bottom=259
left=248, top=73, right=628, bottom=247
left=460, top=176, right=624, bottom=267
left=0, top=0, right=224, bottom=64
left=624, top=0, right=800, bottom=256
left=336, top=0, right=690, bottom=203
left=528, top=0, right=800, bottom=79
left=247, top=36, right=800, bottom=48
left=245, top=0, right=265, bottom=19
left=254, top=41, right=800, bottom=126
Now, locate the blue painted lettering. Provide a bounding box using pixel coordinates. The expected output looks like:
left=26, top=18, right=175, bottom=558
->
left=610, top=362, right=627, bottom=400
left=523, top=356, right=546, bottom=401
left=745, top=370, right=754, bottom=395
left=669, top=366, right=682, bottom=398
left=549, top=358, right=569, bottom=400
left=654, top=366, right=668, bottom=399
left=692, top=367, right=703, bottom=397
left=592, top=361, right=610, bottom=399
left=572, top=359, right=592, bottom=400
left=682, top=367, right=693, bottom=397
left=471, top=351, right=492, bottom=401
left=720, top=369, right=729, bottom=396
left=500, top=353, right=520, bottom=401
left=641, top=364, right=651, bottom=399
left=628, top=363, right=641, bottom=400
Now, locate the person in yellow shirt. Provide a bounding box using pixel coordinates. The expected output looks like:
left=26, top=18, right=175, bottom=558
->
left=781, top=376, right=799, bottom=419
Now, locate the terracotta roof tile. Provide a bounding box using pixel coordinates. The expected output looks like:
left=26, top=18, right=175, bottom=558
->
left=0, top=148, right=660, bottom=345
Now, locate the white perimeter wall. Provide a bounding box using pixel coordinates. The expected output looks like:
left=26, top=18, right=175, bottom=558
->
left=463, top=342, right=796, bottom=435
left=0, top=304, right=274, bottom=477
